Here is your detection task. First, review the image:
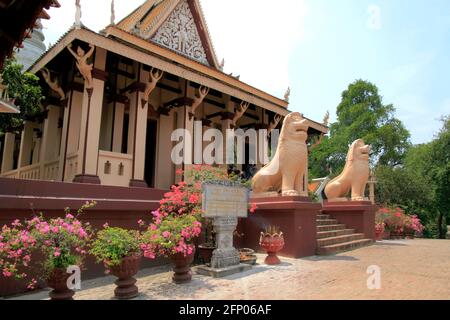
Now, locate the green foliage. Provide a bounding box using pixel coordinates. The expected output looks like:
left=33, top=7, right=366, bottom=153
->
left=0, top=58, right=44, bottom=133
left=376, top=116, right=450, bottom=238
left=310, top=79, right=411, bottom=177
left=90, top=227, right=141, bottom=267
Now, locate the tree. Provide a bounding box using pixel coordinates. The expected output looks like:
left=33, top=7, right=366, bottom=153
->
left=310, top=80, right=411, bottom=177
left=0, top=58, right=44, bottom=134
left=379, top=116, right=450, bottom=239
left=418, top=116, right=450, bottom=238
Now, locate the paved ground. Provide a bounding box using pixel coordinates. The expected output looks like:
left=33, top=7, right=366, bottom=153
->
left=8, top=239, right=450, bottom=300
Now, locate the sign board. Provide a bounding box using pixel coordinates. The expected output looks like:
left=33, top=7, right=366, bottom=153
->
left=202, top=183, right=249, bottom=218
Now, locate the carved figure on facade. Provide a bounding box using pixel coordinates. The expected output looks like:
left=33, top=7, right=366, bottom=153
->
left=67, top=43, right=95, bottom=89
left=40, top=68, right=65, bottom=100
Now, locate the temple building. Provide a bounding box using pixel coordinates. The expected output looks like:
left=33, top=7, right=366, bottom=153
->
left=0, top=0, right=328, bottom=190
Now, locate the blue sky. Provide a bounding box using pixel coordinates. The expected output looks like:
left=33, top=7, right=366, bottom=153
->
left=289, top=0, right=450, bottom=144
left=43, top=0, right=450, bottom=145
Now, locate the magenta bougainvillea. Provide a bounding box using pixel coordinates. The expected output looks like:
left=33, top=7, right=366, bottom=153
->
left=0, top=202, right=94, bottom=289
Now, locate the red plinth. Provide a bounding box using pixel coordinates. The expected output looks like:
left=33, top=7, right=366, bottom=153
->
left=322, top=201, right=377, bottom=241
left=238, top=196, right=322, bottom=259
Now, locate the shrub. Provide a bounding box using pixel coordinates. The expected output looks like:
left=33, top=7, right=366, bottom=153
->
left=90, top=226, right=142, bottom=268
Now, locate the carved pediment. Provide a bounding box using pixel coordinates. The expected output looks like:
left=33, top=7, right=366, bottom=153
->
left=150, top=0, right=209, bottom=65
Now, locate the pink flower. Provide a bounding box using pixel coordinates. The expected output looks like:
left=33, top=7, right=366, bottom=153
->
left=54, top=251, right=61, bottom=257
left=188, top=194, right=199, bottom=203
left=66, top=213, right=74, bottom=219
left=162, top=231, right=171, bottom=239
left=2, top=269, right=12, bottom=277
left=103, top=222, right=109, bottom=229
left=52, top=226, right=59, bottom=233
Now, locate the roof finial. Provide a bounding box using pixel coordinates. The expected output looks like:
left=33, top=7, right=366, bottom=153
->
left=284, top=87, right=291, bottom=103
left=323, top=110, right=330, bottom=126
left=219, top=58, right=225, bottom=71
left=110, top=0, right=116, bottom=25
left=74, top=0, right=82, bottom=29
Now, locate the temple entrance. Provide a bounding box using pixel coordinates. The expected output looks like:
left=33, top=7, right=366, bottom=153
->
left=144, top=119, right=157, bottom=188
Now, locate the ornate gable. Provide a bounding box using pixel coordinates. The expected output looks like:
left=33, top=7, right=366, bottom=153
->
left=115, top=0, right=218, bottom=68
left=150, top=0, right=209, bottom=65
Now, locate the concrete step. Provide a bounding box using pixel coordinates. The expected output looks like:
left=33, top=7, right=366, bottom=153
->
left=317, top=233, right=365, bottom=247
left=317, top=224, right=346, bottom=232
left=317, top=229, right=356, bottom=239
left=316, top=219, right=339, bottom=226
left=317, top=239, right=374, bottom=255
left=317, top=214, right=331, bottom=220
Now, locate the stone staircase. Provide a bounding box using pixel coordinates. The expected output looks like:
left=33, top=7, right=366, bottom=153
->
left=316, top=214, right=373, bottom=255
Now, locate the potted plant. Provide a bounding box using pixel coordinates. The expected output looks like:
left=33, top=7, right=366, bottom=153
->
left=0, top=202, right=94, bottom=300
left=375, top=208, right=388, bottom=241
left=259, top=225, right=284, bottom=265
left=90, top=226, right=142, bottom=299
left=140, top=212, right=202, bottom=284
left=197, top=218, right=216, bottom=265
left=403, top=215, right=424, bottom=239
left=375, top=222, right=385, bottom=241
left=384, top=208, right=406, bottom=239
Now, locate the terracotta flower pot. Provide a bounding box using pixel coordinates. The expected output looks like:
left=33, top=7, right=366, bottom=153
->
left=259, top=232, right=285, bottom=265
left=390, top=229, right=403, bottom=240
left=375, top=229, right=384, bottom=241
left=198, top=244, right=215, bottom=264
left=170, top=247, right=195, bottom=284
left=109, top=254, right=141, bottom=299
left=46, top=268, right=75, bottom=300
left=404, top=229, right=415, bottom=239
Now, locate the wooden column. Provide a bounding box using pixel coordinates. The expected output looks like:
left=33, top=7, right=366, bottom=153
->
left=73, top=48, right=107, bottom=184
left=17, top=121, right=36, bottom=168
left=1, top=132, right=15, bottom=173
left=112, top=102, right=125, bottom=153
left=129, top=65, right=148, bottom=188
left=39, top=105, right=60, bottom=179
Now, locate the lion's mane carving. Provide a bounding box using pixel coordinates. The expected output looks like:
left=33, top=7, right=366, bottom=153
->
left=252, top=112, right=309, bottom=197
left=324, top=139, right=371, bottom=201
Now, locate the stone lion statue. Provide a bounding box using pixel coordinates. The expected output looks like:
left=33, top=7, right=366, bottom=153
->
left=324, top=139, right=371, bottom=201
left=252, top=112, right=309, bottom=197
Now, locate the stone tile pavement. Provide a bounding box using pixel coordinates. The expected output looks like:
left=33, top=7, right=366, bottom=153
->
left=7, top=239, right=450, bottom=300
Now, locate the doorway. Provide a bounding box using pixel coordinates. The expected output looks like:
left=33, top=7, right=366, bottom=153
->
left=144, top=119, right=158, bottom=188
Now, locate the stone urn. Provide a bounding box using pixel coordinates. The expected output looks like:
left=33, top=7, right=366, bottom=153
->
left=198, top=244, right=215, bottom=265
left=109, top=254, right=141, bottom=299
left=46, top=268, right=75, bottom=300
left=259, top=232, right=285, bottom=265
left=170, top=247, right=195, bottom=284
